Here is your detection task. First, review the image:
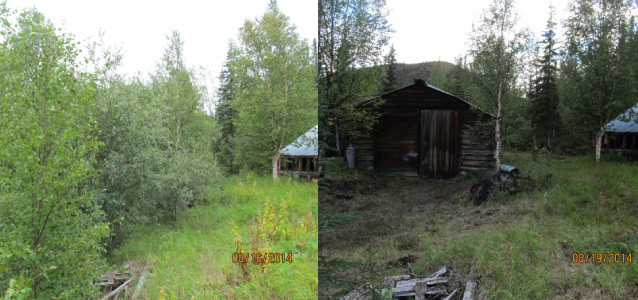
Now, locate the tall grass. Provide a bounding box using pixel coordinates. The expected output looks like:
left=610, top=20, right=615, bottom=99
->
left=320, top=152, right=638, bottom=299
left=111, top=173, right=318, bottom=299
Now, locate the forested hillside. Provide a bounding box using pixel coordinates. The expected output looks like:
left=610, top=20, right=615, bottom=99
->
left=393, top=61, right=455, bottom=88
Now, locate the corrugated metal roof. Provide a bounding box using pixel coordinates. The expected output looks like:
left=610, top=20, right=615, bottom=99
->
left=606, top=104, right=638, bottom=133
left=280, top=125, right=318, bottom=157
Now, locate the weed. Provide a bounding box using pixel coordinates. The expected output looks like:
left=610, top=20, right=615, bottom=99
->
left=111, top=174, right=317, bottom=299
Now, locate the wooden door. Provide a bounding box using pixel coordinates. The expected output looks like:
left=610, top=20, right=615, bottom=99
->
left=419, top=110, right=459, bottom=179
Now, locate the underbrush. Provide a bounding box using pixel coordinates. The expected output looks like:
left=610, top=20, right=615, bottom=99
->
left=111, top=173, right=318, bottom=299
left=319, top=152, right=638, bottom=299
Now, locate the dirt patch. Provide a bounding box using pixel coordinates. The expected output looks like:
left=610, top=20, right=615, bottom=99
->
left=319, top=173, right=554, bottom=299
left=320, top=176, right=474, bottom=252
left=319, top=174, right=483, bottom=299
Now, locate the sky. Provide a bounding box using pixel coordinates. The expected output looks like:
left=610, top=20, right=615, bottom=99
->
left=386, top=0, right=570, bottom=64
left=7, top=0, right=573, bottom=91
left=10, top=0, right=318, bottom=103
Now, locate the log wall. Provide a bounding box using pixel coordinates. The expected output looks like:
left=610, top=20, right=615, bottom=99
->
left=352, top=134, right=374, bottom=170
left=458, top=109, right=494, bottom=171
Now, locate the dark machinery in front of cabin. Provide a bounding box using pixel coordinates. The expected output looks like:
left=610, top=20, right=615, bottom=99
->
left=470, top=164, right=529, bottom=205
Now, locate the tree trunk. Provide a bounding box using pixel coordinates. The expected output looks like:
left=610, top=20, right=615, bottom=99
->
left=173, top=197, right=177, bottom=223
left=272, top=152, right=281, bottom=180
left=495, top=81, right=503, bottom=171
left=595, top=129, right=605, bottom=163
left=176, top=121, right=182, bottom=148
left=335, top=121, right=341, bottom=156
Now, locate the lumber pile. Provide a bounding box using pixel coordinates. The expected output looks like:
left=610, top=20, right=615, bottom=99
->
left=339, top=265, right=480, bottom=300
left=94, top=270, right=130, bottom=286
left=382, top=266, right=452, bottom=299
left=94, top=261, right=152, bottom=300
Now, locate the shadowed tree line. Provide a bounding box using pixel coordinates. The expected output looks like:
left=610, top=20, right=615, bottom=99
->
left=319, top=0, right=638, bottom=164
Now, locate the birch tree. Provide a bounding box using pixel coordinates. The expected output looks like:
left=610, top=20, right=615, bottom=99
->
left=230, top=1, right=316, bottom=179
left=468, top=0, right=526, bottom=170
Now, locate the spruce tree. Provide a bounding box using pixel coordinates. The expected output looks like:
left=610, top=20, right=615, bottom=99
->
left=529, top=7, right=560, bottom=150
left=383, top=45, right=398, bottom=92
left=214, top=43, right=239, bottom=174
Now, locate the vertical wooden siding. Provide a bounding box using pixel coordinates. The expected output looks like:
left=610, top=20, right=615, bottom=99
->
left=419, top=110, right=459, bottom=179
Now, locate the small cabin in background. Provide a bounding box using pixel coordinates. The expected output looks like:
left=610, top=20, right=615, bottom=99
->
left=604, top=104, right=638, bottom=159
left=353, top=79, right=495, bottom=179
left=278, top=125, right=319, bottom=179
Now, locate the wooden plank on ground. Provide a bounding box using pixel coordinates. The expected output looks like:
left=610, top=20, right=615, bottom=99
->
left=393, top=286, right=447, bottom=298
left=429, top=266, right=447, bottom=278
left=416, top=277, right=448, bottom=285
left=339, top=283, right=373, bottom=300
left=383, top=275, right=411, bottom=286
left=443, top=289, right=458, bottom=300
left=100, top=278, right=133, bottom=300
left=414, top=280, right=428, bottom=300
left=463, top=280, right=476, bottom=300
left=132, top=263, right=150, bottom=300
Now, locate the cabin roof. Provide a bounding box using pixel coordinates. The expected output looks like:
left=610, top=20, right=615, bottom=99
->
left=356, top=79, right=494, bottom=117
left=607, top=104, right=638, bottom=133
left=280, top=125, right=318, bottom=157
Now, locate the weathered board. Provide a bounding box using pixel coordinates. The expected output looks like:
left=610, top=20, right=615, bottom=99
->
left=419, top=110, right=459, bottom=179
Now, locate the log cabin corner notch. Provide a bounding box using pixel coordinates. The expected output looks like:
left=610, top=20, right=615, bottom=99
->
left=353, top=79, right=495, bottom=179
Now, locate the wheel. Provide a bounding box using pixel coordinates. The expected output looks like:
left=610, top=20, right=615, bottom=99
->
left=471, top=180, right=493, bottom=205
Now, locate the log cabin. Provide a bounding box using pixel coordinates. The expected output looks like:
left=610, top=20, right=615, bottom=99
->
left=353, top=79, right=495, bottom=179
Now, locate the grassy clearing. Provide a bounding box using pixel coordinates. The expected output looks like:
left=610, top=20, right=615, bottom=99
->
left=110, top=174, right=318, bottom=299
left=319, top=152, right=638, bottom=299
